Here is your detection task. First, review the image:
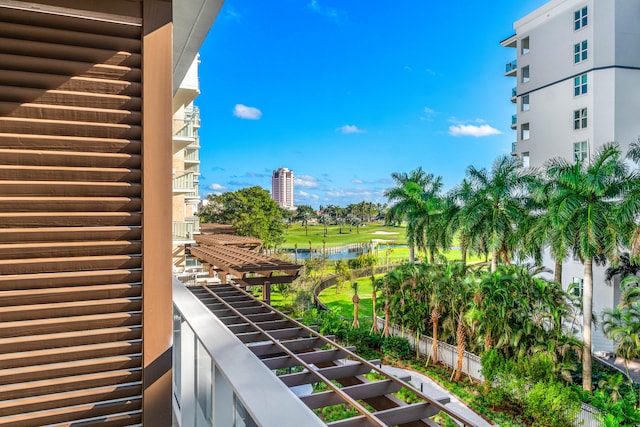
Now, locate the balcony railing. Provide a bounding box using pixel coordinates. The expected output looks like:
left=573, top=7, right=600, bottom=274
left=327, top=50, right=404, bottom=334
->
left=184, top=149, right=200, bottom=163
left=173, top=172, right=195, bottom=193
left=511, top=114, right=517, bottom=128
left=172, top=279, right=323, bottom=427
left=511, top=87, right=517, bottom=100
left=505, top=59, right=517, bottom=76
left=185, top=216, right=200, bottom=234
left=185, top=186, right=200, bottom=200
left=172, top=221, right=195, bottom=240
left=512, top=142, right=518, bottom=154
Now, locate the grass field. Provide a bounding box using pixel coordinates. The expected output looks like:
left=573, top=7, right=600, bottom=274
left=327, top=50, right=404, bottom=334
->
left=318, top=275, right=382, bottom=319
left=282, top=223, right=407, bottom=249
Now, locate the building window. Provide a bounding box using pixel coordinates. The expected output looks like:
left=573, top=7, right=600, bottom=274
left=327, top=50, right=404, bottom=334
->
left=521, top=65, right=530, bottom=83
left=574, top=141, right=588, bottom=162
left=522, top=152, right=530, bottom=168
left=521, top=36, right=530, bottom=55
left=574, top=6, right=588, bottom=31
left=571, top=277, right=584, bottom=298
left=574, top=73, right=587, bottom=96
left=521, top=94, right=530, bottom=111
left=521, top=123, right=530, bottom=140
left=574, top=40, right=588, bottom=63
left=574, top=108, right=587, bottom=130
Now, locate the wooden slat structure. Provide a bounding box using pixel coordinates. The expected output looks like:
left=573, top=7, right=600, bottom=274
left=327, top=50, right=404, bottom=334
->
left=190, top=235, right=301, bottom=303
left=195, top=233, right=262, bottom=250
left=0, top=1, right=173, bottom=425
left=188, top=284, right=479, bottom=427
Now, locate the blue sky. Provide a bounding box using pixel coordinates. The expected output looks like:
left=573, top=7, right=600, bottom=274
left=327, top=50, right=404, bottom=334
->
left=197, top=0, right=548, bottom=208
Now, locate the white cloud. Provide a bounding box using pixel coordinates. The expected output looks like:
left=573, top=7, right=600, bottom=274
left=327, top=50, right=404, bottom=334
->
left=423, top=107, right=435, bottom=115
left=308, top=0, right=341, bottom=20
left=299, top=190, right=319, bottom=200
left=352, top=179, right=363, bottom=184
left=449, top=124, right=502, bottom=137
left=208, top=183, right=227, bottom=190
left=295, top=175, right=319, bottom=188
left=233, top=104, right=262, bottom=120
left=338, top=124, right=366, bottom=134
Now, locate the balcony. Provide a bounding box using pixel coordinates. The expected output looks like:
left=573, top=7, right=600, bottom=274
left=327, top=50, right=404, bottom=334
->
left=505, top=59, right=517, bottom=77
left=172, top=221, right=195, bottom=241
left=184, top=148, right=200, bottom=164
left=173, top=172, right=195, bottom=194
left=173, top=108, right=200, bottom=153
left=511, top=87, right=517, bottom=103
left=172, top=279, right=324, bottom=427
left=511, top=114, right=517, bottom=130
left=185, top=216, right=200, bottom=234
left=185, top=186, right=200, bottom=200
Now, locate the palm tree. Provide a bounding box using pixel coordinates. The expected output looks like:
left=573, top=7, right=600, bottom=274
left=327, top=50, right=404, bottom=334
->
left=445, top=273, right=476, bottom=381
left=383, top=268, right=405, bottom=337
left=351, top=282, right=360, bottom=328
left=603, top=274, right=640, bottom=398
left=545, top=144, right=628, bottom=392
left=460, top=155, right=529, bottom=272
left=371, top=276, right=382, bottom=333
left=524, top=173, right=571, bottom=285
left=318, top=213, right=331, bottom=237
left=384, top=167, right=443, bottom=262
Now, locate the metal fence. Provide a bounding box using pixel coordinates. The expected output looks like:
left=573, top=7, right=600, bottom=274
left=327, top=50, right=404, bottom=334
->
left=375, top=318, right=484, bottom=382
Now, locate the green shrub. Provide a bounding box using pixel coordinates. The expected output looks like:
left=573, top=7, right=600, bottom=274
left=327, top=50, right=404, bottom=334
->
left=522, top=380, right=579, bottom=427
left=381, top=336, right=412, bottom=359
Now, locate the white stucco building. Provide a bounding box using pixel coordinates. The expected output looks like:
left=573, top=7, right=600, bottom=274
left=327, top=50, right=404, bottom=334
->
left=272, top=167, right=295, bottom=209
left=503, top=0, right=640, bottom=352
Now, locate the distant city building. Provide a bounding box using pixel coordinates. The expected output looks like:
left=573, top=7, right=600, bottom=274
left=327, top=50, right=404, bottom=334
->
left=272, top=167, right=295, bottom=209
left=503, top=0, right=640, bottom=352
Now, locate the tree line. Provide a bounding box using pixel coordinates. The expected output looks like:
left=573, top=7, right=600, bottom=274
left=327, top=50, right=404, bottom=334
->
left=382, top=142, right=640, bottom=393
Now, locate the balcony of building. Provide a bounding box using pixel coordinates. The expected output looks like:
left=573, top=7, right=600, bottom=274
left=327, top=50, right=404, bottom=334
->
left=505, top=59, right=517, bottom=77
left=184, top=148, right=200, bottom=164
left=173, top=221, right=196, bottom=242
left=185, top=186, right=200, bottom=201
left=511, top=114, right=517, bottom=130
left=173, top=172, right=196, bottom=194
left=511, top=142, right=518, bottom=156
left=511, top=87, right=517, bottom=103
left=173, top=107, right=201, bottom=153
left=500, top=33, right=517, bottom=48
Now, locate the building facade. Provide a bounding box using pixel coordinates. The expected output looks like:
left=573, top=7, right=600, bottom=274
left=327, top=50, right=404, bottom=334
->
left=271, top=167, right=295, bottom=209
left=503, top=0, right=640, bottom=351
left=172, top=57, right=202, bottom=270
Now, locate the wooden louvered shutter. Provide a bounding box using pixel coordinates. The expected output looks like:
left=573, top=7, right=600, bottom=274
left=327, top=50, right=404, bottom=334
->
left=0, top=2, right=173, bottom=425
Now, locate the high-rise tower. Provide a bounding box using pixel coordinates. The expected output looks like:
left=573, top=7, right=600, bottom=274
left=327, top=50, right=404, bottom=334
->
left=271, top=167, right=294, bottom=209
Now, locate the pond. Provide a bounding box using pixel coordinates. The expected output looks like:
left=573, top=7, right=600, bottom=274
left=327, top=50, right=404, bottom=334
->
left=286, top=244, right=408, bottom=261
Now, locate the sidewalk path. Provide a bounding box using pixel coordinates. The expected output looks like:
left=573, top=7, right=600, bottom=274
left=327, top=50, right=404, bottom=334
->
left=596, top=354, right=640, bottom=383
left=380, top=364, right=494, bottom=427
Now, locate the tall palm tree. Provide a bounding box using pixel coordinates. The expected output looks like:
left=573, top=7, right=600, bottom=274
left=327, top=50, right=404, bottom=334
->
left=384, top=167, right=443, bottom=262
left=460, top=156, right=530, bottom=272
left=545, top=143, right=628, bottom=392
left=371, top=276, right=382, bottom=333
left=351, top=282, right=360, bottom=328
left=524, top=173, right=571, bottom=285
left=603, top=274, right=640, bottom=399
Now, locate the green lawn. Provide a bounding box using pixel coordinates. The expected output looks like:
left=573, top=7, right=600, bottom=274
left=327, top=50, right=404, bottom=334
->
left=282, top=223, right=407, bottom=249
left=318, top=275, right=382, bottom=319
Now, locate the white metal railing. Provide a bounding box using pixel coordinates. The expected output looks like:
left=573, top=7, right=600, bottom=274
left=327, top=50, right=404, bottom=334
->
left=172, top=279, right=324, bottom=427
left=172, top=221, right=195, bottom=240
left=184, top=149, right=199, bottom=163
left=173, top=172, right=195, bottom=192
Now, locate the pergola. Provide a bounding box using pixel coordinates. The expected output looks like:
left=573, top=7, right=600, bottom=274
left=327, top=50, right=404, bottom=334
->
left=189, top=235, right=300, bottom=303
left=195, top=233, right=262, bottom=251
